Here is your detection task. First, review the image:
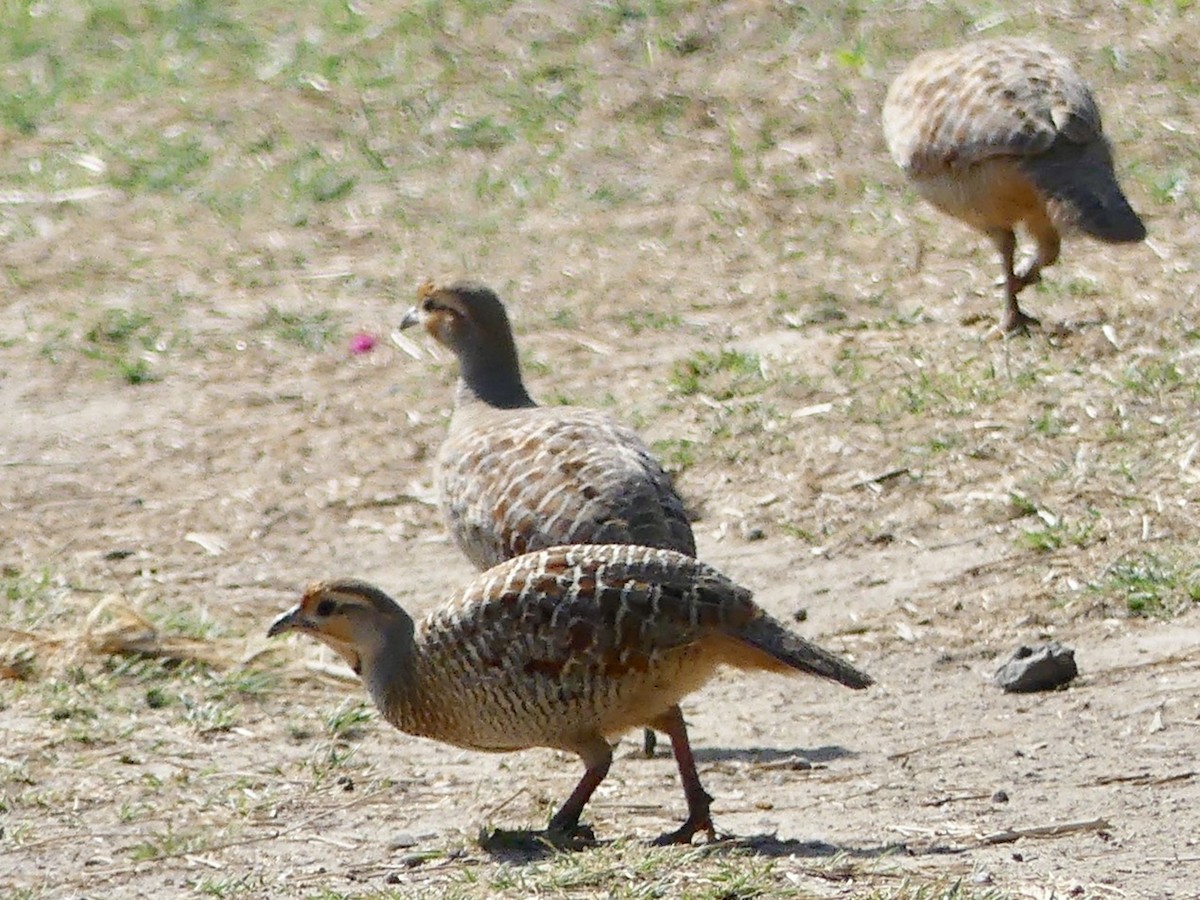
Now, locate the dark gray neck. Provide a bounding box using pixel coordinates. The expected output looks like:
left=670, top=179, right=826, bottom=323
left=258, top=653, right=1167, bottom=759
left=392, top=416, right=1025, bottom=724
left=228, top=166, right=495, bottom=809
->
left=455, top=337, right=536, bottom=410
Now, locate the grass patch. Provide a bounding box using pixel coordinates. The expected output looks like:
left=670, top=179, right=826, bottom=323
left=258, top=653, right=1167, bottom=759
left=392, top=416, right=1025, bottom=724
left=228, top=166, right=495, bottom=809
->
left=1019, top=512, right=1102, bottom=553
left=261, top=306, right=342, bottom=350
left=670, top=349, right=764, bottom=401
left=1097, top=552, right=1200, bottom=617
left=77, top=307, right=168, bottom=384
left=652, top=437, right=698, bottom=473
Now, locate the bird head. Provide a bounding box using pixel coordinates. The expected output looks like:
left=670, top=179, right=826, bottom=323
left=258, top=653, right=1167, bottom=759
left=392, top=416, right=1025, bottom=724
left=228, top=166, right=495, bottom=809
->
left=399, top=280, right=515, bottom=356
left=268, top=579, right=411, bottom=676
left=398, top=280, right=532, bottom=409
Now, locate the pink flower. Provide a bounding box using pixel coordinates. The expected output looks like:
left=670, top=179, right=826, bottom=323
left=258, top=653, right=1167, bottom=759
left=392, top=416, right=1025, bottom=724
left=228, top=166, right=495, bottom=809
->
left=349, top=332, right=377, bottom=355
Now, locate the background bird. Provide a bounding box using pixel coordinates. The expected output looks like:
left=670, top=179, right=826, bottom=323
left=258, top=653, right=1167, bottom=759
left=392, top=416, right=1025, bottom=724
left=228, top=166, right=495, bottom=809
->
left=882, top=37, right=1146, bottom=332
left=400, top=279, right=698, bottom=756
left=268, top=544, right=873, bottom=844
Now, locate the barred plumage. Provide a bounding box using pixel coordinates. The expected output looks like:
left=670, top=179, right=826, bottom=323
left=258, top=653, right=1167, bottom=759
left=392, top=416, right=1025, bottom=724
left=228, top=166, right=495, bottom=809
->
left=882, top=37, right=1145, bottom=332
left=400, top=279, right=696, bottom=756
left=269, top=544, right=872, bottom=844
left=400, top=281, right=695, bottom=568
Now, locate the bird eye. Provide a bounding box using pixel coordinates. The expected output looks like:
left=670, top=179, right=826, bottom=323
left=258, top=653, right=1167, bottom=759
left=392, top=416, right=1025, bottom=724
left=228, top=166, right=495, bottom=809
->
left=315, top=598, right=336, bottom=617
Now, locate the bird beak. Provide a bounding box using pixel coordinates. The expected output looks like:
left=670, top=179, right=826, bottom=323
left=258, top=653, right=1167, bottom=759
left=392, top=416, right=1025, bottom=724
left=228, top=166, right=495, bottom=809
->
left=398, top=305, right=421, bottom=330
left=267, top=605, right=305, bottom=638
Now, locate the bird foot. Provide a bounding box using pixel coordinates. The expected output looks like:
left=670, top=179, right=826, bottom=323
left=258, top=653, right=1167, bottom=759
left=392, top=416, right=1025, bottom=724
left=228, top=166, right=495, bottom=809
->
left=547, top=825, right=597, bottom=854
left=651, top=814, right=717, bottom=846
left=1000, top=309, right=1041, bottom=335
left=545, top=820, right=597, bottom=850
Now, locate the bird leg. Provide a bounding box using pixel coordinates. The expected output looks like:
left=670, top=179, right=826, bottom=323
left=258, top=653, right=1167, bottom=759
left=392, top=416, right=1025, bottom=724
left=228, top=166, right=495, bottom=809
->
left=1015, top=224, right=1061, bottom=291
left=991, top=228, right=1040, bottom=334
left=649, top=705, right=716, bottom=845
left=547, top=738, right=612, bottom=842
left=643, top=727, right=657, bottom=758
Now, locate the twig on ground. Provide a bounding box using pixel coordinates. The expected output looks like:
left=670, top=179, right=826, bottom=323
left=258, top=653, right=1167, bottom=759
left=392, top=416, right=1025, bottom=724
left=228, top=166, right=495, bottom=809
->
left=978, top=817, right=1111, bottom=845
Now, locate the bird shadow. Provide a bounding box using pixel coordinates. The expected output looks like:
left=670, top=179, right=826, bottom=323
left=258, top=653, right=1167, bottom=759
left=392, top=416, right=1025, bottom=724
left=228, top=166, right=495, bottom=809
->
left=690, top=745, right=857, bottom=765
left=475, top=825, right=603, bottom=860
left=713, top=832, right=966, bottom=860
left=474, top=828, right=965, bottom=864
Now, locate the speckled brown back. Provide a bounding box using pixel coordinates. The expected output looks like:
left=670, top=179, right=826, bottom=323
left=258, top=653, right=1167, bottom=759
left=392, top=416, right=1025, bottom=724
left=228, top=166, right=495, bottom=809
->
left=883, top=38, right=1100, bottom=176
left=439, top=392, right=695, bottom=571
left=882, top=37, right=1144, bottom=243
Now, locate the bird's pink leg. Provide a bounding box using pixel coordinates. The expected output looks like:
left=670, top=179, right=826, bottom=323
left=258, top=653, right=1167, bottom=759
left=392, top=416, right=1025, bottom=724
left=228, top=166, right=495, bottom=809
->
left=649, top=705, right=716, bottom=845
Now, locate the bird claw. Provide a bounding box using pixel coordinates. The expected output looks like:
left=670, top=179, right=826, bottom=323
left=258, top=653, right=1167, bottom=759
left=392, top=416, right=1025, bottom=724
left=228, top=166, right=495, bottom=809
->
left=1001, top=309, right=1041, bottom=335
left=651, top=816, right=717, bottom=846
left=545, top=821, right=597, bottom=850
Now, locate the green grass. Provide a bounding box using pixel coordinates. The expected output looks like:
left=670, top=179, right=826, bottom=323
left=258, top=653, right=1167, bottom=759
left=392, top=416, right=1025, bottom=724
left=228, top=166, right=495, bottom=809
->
left=1019, top=512, right=1102, bottom=554
left=261, top=306, right=342, bottom=350
left=1097, top=552, right=1200, bottom=617
left=670, top=349, right=764, bottom=400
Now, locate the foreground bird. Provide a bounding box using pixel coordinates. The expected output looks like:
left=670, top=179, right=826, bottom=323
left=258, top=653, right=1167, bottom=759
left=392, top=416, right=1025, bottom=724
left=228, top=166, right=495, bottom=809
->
left=400, top=280, right=697, bottom=756
left=268, top=544, right=872, bottom=844
left=882, top=37, right=1146, bottom=332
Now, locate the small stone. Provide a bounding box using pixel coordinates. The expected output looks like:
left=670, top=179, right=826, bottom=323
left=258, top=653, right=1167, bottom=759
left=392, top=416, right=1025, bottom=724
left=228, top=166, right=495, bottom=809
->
left=741, top=524, right=766, bottom=541
left=994, top=642, right=1077, bottom=692
left=336, top=775, right=354, bottom=791
left=992, top=789, right=1009, bottom=803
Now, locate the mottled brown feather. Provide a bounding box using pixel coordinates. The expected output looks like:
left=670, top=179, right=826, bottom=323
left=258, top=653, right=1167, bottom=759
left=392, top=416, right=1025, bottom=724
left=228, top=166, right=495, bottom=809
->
left=270, top=545, right=871, bottom=841
left=882, top=38, right=1145, bottom=331
left=402, top=282, right=695, bottom=572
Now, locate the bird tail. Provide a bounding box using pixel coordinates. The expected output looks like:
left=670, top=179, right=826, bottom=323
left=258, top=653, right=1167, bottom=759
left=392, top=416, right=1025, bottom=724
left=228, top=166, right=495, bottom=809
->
left=1023, top=137, right=1146, bottom=243
left=725, top=613, right=873, bottom=689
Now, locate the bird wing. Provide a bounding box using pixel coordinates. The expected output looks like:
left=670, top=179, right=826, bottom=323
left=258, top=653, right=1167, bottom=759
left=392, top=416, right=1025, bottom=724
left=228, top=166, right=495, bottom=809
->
left=427, top=545, right=756, bottom=681
left=438, top=407, right=696, bottom=571
left=883, top=39, right=1102, bottom=177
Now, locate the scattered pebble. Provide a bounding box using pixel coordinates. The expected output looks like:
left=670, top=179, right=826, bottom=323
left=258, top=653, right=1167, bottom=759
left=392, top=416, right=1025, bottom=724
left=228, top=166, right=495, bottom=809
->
left=992, top=789, right=1010, bottom=803
left=741, top=524, right=766, bottom=541
left=994, top=642, right=1078, bottom=692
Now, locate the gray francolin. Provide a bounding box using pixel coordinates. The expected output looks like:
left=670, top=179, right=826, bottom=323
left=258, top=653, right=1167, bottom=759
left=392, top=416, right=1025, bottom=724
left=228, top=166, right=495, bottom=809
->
left=882, top=37, right=1146, bottom=332
left=400, top=280, right=697, bottom=756
left=268, top=544, right=872, bottom=844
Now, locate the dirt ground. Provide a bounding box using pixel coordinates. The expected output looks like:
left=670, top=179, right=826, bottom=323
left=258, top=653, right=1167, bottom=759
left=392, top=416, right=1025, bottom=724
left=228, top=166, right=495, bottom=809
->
left=3, top=2, right=1200, bottom=898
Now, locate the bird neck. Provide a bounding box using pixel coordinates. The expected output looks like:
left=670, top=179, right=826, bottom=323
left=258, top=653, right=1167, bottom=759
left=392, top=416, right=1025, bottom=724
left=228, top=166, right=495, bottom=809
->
left=359, top=615, right=423, bottom=732
left=454, top=337, right=535, bottom=410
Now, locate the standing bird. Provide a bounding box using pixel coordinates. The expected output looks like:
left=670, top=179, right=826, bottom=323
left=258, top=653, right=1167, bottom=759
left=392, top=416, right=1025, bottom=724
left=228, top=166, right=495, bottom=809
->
left=882, top=37, right=1146, bottom=333
left=268, top=544, right=873, bottom=844
left=400, top=280, right=696, bottom=756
